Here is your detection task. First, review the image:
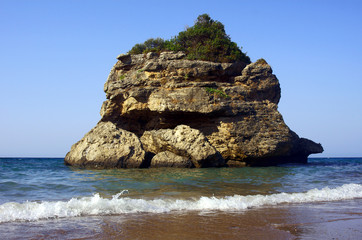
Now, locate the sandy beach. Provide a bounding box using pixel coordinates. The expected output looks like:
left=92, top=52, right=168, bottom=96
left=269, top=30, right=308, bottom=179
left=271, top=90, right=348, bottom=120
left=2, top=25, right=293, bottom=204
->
left=94, top=200, right=362, bottom=240
left=2, top=199, right=361, bottom=239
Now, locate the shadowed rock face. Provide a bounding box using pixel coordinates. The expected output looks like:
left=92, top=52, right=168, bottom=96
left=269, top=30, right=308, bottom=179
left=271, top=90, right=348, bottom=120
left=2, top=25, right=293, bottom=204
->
left=64, top=52, right=323, bottom=168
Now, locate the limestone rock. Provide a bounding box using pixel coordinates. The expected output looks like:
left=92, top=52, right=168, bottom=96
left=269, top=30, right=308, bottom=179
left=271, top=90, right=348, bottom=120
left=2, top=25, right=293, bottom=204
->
left=150, top=151, right=193, bottom=168
left=65, top=52, right=323, bottom=168
left=235, top=58, right=281, bottom=103
left=64, top=121, right=146, bottom=168
left=140, top=125, right=224, bottom=167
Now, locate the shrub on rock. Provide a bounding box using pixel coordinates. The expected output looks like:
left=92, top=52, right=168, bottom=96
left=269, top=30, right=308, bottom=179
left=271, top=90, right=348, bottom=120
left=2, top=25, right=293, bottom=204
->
left=128, top=14, right=250, bottom=64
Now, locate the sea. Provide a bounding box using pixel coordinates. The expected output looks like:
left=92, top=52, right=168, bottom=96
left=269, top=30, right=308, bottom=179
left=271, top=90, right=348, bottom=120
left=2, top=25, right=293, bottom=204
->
left=0, top=157, right=361, bottom=239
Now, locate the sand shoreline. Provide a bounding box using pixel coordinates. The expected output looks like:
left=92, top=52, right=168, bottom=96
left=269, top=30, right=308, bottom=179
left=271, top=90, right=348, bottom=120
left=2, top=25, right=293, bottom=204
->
left=1, top=199, right=361, bottom=239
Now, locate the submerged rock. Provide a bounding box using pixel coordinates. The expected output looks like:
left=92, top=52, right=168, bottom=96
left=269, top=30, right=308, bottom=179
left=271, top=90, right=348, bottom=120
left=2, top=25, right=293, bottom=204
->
left=65, top=52, right=323, bottom=168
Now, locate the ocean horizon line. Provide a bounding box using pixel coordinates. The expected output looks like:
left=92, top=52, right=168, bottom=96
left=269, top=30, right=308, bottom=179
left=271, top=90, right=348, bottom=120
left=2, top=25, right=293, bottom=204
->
left=1, top=156, right=362, bottom=159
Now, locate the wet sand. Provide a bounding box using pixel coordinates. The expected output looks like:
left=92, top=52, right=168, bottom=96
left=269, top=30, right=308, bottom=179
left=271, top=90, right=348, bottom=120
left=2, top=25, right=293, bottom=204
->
left=94, top=200, right=362, bottom=240
left=1, top=199, right=361, bottom=239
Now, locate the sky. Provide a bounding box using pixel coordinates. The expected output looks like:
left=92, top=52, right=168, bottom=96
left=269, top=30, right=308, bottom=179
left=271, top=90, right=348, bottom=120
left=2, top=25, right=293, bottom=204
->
left=0, top=0, right=361, bottom=157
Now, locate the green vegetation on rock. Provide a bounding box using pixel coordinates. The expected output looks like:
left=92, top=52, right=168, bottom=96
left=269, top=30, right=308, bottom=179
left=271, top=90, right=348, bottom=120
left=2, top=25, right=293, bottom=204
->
left=205, top=87, right=231, bottom=98
left=129, top=38, right=166, bottom=55
left=128, top=14, right=250, bottom=64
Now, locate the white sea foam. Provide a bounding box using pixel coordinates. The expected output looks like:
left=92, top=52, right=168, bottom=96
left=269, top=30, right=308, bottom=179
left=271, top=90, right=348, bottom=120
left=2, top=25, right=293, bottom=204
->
left=0, top=184, right=361, bottom=223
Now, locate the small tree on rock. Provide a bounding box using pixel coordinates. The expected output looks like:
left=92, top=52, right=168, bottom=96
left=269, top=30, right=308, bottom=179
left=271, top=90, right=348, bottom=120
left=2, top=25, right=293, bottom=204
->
left=128, top=14, right=250, bottom=64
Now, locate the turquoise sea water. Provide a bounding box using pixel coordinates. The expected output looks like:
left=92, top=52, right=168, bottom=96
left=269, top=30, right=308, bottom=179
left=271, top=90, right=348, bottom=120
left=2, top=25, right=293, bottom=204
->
left=0, top=158, right=361, bottom=238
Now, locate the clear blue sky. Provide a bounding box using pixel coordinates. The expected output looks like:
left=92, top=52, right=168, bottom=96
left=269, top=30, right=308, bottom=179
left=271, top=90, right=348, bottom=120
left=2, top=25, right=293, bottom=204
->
left=1, top=0, right=361, bottom=157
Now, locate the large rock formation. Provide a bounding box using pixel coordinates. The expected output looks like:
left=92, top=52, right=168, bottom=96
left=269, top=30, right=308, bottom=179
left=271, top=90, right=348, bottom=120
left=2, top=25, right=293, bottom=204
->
left=64, top=52, right=323, bottom=168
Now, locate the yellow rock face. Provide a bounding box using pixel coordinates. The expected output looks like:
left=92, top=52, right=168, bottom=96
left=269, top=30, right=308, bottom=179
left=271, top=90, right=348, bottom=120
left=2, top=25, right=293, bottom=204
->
left=65, top=52, right=323, bottom=168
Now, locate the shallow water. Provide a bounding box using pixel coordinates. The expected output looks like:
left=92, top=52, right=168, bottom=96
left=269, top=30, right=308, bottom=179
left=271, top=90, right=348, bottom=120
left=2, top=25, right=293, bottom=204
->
left=0, top=158, right=361, bottom=239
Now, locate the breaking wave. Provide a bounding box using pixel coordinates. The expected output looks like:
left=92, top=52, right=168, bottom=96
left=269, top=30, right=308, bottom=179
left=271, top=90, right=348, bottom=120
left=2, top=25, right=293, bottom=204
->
left=1, top=184, right=361, bottom=223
